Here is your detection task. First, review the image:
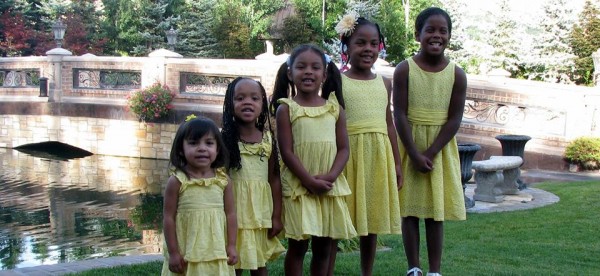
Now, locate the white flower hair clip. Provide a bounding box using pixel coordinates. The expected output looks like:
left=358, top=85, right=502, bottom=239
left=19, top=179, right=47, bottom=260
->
left=335, top=11, right=359, bottom=37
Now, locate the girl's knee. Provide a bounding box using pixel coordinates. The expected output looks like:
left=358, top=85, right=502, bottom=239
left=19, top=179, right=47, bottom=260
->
left=288, top=238, right=309, bottom=255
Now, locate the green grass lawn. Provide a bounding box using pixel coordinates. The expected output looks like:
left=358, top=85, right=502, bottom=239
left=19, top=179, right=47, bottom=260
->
left=72, top=180, right=600, bottom=275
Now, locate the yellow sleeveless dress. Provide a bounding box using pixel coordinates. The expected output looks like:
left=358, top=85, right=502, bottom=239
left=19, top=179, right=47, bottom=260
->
left=229, top=132, right=285, bottom=269
left=398, top=57, right=466, bottom=221
left=278, top=95, right=357, bottom=240
left=161, top=168, right=235, bottom=276
left=341, top=74, right=401, bottom=236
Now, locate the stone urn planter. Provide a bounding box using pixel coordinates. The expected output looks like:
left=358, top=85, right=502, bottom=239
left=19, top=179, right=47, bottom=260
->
left=495, top=135, right=531, bottom=190
left=458, top=143, right=481, bottom=208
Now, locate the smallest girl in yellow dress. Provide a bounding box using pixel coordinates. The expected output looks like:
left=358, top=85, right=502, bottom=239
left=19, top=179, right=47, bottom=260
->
left=162, top=117, right=237, bottom=276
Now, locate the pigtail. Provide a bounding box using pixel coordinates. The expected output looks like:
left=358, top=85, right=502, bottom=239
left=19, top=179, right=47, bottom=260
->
left=269, top=62, right=295, bottom=116
left=222, top=77, right=244, bottom=170
left=322, top=60, right=345, bottom=109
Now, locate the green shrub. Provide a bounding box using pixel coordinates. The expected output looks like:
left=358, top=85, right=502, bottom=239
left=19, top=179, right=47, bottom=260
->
left=564, top=137, right=600, bottom=170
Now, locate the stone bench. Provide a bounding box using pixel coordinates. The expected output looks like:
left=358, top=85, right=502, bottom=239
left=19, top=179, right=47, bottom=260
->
left=471, top=156, right=523, bottom=203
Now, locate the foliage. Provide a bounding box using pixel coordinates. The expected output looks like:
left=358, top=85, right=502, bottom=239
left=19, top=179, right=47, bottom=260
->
left=564, top=137, right=600, bottom=170
left=127, top=82, right=175, bottom=122
left=278, top=14, right=320, bottom=53
left=176, top=0, right=219, bottom=58
left=570, top=0, right=600, bottom=85
left=130, top=193, right=163, bottom=231
left=528, top=0, right=576, bottom=83
left=213, top=2, right=254, bottom=58
left=487, top=0, right=520, bottom=75
left=0, top=10, right=36, bottom=56
left=375, top=0, right=408, bottom=65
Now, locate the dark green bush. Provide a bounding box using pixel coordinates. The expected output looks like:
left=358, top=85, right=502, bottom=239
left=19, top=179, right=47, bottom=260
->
left=564, top=137, right=600, bottom=170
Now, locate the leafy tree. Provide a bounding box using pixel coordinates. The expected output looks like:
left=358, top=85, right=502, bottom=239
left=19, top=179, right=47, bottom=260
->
left=487, top=0, right=520, bottom=75
left=0, top=10, right=36, bottom=56
left=570, top=0, right=600, bottom=85
left=213, top=1, right=253, bottom=58
left=376, top=0, right=408, bottom=65
left=176, top=0, right=219, bottom=57
left=278, top=14, right=319, bottom=52
left=528, top=0, right=576, bottom=83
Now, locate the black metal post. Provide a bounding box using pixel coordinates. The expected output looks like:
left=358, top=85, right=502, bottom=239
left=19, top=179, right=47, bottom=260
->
left=458, top=143, right=481, bottom=208
left=495, top=135, right=531, bottom=190
left=39, top=77, right=48, bottom=97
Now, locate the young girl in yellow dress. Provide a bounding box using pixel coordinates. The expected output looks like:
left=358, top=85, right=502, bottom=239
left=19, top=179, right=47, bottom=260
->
left=393, top=7, right=467, bottom=276
left=270, top=44, right=357, bottom=276
left=221, top=77, right=285, bottom=275
left=334, top=13, right=403, bottom=275
left=162, top=117, right=237, bottom=276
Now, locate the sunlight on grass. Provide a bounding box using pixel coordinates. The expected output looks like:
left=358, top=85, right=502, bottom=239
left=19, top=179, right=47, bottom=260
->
left=71, top=181, right=600, bottom=275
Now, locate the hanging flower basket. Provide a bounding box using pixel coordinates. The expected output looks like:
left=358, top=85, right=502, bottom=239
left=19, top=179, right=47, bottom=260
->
left=127, top=82, right=175, bottom=122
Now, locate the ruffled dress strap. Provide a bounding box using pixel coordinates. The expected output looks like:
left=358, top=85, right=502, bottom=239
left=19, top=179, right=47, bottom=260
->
left=277, top=97, right=339, bottom=123
left=173, top=168, right=229, bottom=193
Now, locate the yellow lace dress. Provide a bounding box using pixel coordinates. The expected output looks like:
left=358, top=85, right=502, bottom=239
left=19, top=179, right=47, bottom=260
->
left=341, top=74, right=401, bottom=236
left=277, top=95, right=357, bottom=240
left=229, top=132, right=285, bottom=269
left=398, top=57, right=466, bottom=221
left=161, top=168, right=235, bottom=276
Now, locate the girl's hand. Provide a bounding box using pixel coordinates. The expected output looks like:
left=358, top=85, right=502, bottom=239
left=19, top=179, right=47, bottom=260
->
left=412, top=153, right=433, bottom=173
left=304, top=177, right=334, bottom=194
left=315, top=173, right=336, bottom=183
left=226, top=244, right=238, bottom=265
left=168, top=252, right=187, bottom=274
left=396, top=165, right=404, bottom=190
left=268, top=217, right=283, bottom=238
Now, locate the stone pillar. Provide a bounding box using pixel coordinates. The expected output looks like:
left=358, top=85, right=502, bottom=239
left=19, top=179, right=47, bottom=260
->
left=45, top=47, right=72, bottom=102
left=592, top=48, right=600, bottom=86
left=147, top=49, right=182, bottom=88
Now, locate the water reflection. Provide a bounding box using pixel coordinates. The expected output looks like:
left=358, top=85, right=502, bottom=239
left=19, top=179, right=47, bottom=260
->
left=0, top=148, right=168, bottom=270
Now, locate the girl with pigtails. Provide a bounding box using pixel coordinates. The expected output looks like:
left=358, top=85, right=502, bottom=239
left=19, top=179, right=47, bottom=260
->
left=269, top=44, right=356, bottom=276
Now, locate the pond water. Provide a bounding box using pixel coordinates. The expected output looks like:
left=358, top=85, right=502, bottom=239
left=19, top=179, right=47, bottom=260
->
left=0, top=148, right=169, bottom=270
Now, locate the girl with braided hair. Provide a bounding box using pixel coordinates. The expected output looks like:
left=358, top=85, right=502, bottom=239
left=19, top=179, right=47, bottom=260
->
left=221, top=77, right=285, bottom=276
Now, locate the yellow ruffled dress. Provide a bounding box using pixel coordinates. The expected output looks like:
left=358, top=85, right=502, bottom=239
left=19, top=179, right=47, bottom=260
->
left=229, top=131, right=285, bottom=269
left=161, top=168, right=235, bottom=276
left=277, top=95, right=357, bottom=240
left=341, top=74, right=401, bottom=236
left=398, top=57, right=466, bottom=221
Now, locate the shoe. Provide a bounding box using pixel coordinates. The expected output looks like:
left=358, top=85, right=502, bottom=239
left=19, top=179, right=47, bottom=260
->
left=426, top=273, right=441, bottom=276
left=407, top=267, right=422, bottom=276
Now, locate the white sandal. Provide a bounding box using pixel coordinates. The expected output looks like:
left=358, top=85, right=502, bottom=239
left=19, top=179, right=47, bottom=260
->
left=407, top=267, right=422, bottom=276
left=426, top=273, right=442, bottom=276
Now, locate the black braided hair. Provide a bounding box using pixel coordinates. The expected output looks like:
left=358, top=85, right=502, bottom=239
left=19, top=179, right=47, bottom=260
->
left=222, top=77, right=278, bottom=172
left=269, top=44, right=345, bottom=116
left=340, top=17, right=386, bottom=69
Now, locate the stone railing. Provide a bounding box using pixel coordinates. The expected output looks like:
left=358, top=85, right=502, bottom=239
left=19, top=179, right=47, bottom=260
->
left=1, top=50, right=599, bottom=163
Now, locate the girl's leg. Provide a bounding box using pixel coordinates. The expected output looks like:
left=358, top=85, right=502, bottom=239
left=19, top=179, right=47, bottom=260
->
left=235, top=269, right=243, bottom=276
left=327, top=240, right=338, bottom=276
left=424, top=219, right=443, bottom=273
left=402, top=216, right=421, bottom=273
left=360, top=234, right=377, bottom=276
left=249, top=267, right=267, bottom=276
left=311, top=236, right=333, bottom=276
left=285, top=238, right=309, bottom=276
